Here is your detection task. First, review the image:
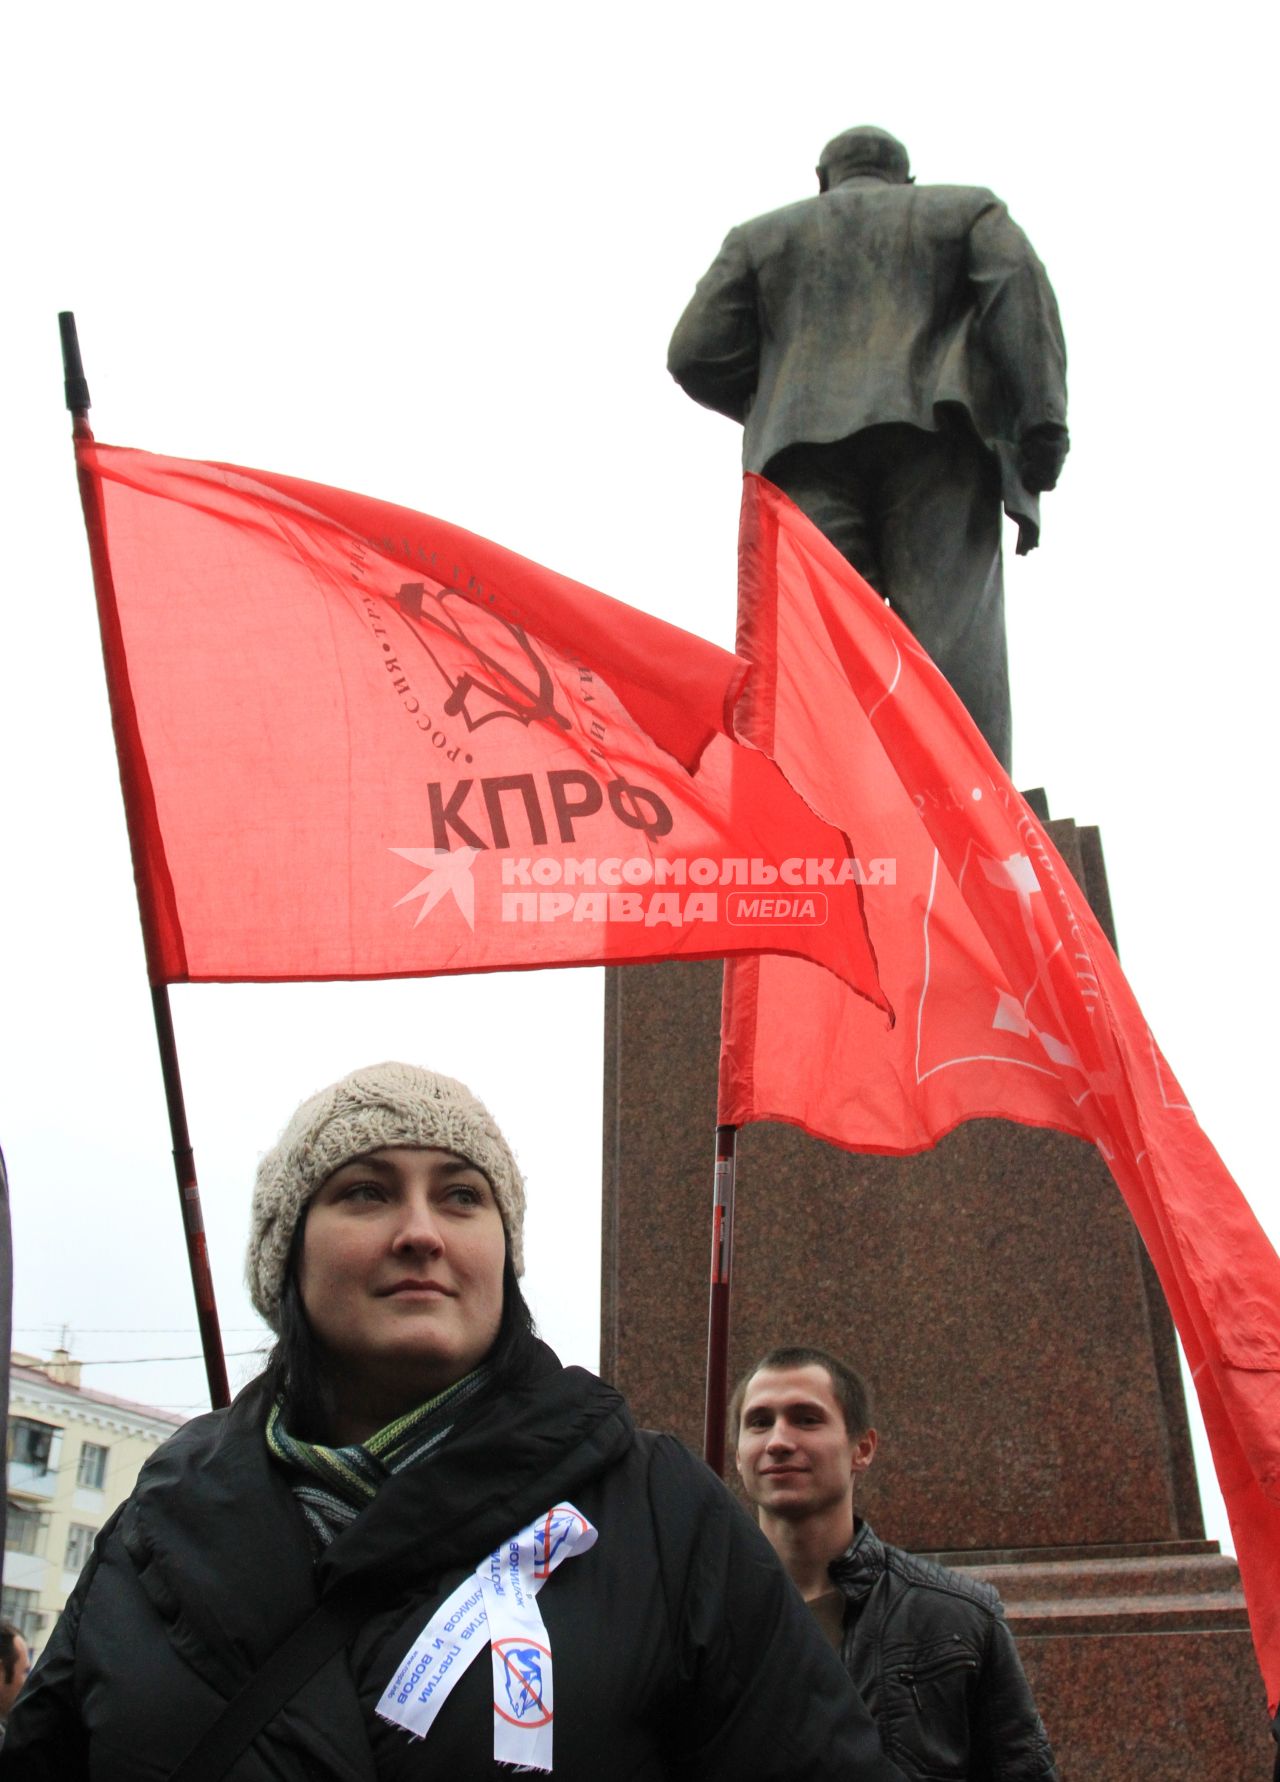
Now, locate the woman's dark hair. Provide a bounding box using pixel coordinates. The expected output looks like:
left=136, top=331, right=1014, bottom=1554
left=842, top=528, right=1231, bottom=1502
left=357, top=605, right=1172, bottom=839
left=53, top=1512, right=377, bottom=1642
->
left=259, top=1216, right=539, bottom=1441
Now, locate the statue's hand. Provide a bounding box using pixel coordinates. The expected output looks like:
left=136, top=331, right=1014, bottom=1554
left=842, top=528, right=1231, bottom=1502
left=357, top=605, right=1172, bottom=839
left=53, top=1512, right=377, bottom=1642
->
left=1018, top=424, right=1070, bottom=493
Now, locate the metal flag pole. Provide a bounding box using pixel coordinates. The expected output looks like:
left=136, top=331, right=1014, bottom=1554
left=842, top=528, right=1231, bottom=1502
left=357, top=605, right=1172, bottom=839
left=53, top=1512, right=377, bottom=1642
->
left=702, top=1122, right=738, bottom=1475
left=58, top=313, right=231, bottom=1410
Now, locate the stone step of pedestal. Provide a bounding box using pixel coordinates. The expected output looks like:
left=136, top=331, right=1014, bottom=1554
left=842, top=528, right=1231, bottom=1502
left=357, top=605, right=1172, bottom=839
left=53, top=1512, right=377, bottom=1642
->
left=926, top=1538, right=1217, bottom=1567
left=948, top=1550, right=1249, bottom=1637
left=1001, top=1593, right=1246, bottom=1637
left=960, top=1551, right=1245, bottom=1601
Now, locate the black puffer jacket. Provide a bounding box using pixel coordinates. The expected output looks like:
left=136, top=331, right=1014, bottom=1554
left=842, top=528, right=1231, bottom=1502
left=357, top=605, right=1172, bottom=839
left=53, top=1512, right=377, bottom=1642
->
left=832, top=1523, right=1057, bottom=1782
left=4, top=1347, right=905, bottom=1780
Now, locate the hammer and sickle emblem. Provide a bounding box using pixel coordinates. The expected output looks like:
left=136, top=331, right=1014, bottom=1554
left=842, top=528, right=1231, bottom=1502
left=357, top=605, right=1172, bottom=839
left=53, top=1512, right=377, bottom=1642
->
left=396, top=582, right=572, bottom=733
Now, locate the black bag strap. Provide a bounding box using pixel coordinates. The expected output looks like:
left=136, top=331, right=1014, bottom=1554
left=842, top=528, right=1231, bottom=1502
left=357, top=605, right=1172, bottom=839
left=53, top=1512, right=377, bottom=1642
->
left=167, top=1586, right=374, bottom=1782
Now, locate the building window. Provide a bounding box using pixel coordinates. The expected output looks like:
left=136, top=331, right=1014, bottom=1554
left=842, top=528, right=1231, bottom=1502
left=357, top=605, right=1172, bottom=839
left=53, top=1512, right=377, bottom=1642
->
left=0, top=1586, right=42, bottom=1646
left=63, top=1522, right=96, bottom=1573
left=8, top=1419, right=58, bottom=1475
left=4, top=1501, right=49, bottom=1556
left=76, top=1442, right=108, bottom=1490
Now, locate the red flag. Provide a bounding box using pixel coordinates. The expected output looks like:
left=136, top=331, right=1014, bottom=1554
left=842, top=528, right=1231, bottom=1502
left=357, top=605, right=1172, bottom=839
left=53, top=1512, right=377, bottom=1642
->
left=722, top=472, right=1280, bottom=1711
left=74, top=442, right=886, bottom=1010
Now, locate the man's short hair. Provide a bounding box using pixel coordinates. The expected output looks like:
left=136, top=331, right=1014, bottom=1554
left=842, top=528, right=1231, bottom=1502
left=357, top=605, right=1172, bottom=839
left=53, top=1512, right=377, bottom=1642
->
left=0, top=1622, right=23, bottom=1686
left=816, top=125, right=911, bottom=191
left=729, top=1345, right=874, bottom=1449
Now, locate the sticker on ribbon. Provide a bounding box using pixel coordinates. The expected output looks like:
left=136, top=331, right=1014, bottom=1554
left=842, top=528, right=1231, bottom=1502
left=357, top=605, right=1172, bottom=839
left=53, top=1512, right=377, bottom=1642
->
left=376, top=1502, right=597, bottom=1771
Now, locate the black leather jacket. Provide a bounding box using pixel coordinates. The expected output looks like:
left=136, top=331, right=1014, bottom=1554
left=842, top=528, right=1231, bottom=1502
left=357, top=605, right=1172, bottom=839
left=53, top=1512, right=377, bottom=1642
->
left=832, top=1522, right=1058, bottom=1782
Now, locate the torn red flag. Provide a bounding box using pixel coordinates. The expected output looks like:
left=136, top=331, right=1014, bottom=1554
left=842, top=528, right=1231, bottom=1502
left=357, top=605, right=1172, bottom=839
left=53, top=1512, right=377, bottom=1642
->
left=73, top=441, right=886, bottom=1012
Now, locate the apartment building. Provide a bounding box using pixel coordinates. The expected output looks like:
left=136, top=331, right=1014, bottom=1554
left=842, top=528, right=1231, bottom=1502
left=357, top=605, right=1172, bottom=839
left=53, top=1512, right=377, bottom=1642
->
left=4, top=1350, right=184, bottom=1655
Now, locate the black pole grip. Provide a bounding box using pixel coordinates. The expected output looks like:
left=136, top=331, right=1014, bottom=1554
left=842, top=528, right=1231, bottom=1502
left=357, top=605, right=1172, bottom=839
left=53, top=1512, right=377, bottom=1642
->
left=58, top=311, right=91, bottom=415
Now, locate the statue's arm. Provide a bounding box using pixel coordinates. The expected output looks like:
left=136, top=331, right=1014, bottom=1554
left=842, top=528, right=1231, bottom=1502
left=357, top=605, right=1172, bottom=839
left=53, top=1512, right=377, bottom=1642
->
left=667, top=227, right=760, bottom=423
left=966, top=199, right=1070, bottom=489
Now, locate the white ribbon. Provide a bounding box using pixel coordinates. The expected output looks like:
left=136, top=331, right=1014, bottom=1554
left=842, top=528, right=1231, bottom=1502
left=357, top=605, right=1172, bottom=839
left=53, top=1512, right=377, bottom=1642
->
left=376, top=1502, right=597, bottom=1771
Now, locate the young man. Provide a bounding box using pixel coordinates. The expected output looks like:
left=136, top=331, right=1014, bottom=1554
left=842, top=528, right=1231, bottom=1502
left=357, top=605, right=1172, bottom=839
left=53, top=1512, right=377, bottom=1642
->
left=733, top=1347, right=1058, bottom=1782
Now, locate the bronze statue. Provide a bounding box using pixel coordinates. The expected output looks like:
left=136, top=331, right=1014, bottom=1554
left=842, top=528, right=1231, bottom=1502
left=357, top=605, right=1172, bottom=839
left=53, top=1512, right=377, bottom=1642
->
left=668, top=125, right=1069, bottom=770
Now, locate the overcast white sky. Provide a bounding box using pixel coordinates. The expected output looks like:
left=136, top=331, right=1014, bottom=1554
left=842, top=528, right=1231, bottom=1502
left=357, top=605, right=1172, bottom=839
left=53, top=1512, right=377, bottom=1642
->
left=2, top=3, right=1276, bottom=1557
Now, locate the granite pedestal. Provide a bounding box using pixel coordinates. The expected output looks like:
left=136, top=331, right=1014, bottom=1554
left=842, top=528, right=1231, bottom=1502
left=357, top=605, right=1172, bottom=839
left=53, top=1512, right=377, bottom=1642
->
left=601, top=812, right=1272, bottom=1777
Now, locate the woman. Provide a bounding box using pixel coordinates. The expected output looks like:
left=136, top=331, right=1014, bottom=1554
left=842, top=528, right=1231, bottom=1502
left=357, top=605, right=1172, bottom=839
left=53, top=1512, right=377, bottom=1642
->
left=4, top=1063, right=902, bottom=1780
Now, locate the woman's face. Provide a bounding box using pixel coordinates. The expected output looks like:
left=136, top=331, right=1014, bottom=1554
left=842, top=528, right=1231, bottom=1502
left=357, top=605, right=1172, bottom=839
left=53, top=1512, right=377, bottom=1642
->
left=298, top=1146, right=506, bottom=1412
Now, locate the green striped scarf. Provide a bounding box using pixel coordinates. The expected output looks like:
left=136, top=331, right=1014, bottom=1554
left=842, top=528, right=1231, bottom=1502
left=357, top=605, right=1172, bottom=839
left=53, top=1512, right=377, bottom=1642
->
left=266, top=1366, right=492, bottom=1549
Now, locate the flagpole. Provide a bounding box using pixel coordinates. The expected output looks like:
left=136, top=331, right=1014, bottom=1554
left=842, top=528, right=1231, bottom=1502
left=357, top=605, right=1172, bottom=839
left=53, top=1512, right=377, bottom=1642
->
left=702, top=1122, right=738, bottom=1474
left=149, top=986, right=230, bottom=1408
left=58, top=312, right=231, bottom=1411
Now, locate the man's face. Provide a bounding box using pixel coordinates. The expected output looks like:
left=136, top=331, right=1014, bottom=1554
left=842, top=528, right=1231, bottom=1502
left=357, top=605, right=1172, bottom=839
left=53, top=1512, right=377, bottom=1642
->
left=0, top=1634, right=30, bottom=1717
left=735, top=1364, right=876, bottom=1522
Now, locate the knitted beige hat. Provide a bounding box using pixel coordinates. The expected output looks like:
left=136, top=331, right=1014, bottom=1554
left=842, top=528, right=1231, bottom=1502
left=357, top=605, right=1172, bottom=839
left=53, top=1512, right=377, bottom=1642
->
left=246, top=1062, right=525, bottom=1331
